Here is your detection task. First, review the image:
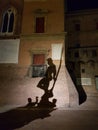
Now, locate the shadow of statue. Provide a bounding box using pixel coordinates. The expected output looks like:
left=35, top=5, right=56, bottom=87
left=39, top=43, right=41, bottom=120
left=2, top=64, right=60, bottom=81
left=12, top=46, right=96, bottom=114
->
left=36, top=57, right=58, bottom=109
left=0, top=58, right=58, bottom=130
left=38, top=89, right=57, bottom=108
left=67, top=62, right=87, bottom=105
left=0, top=97, right=57, bottom=130
left=37, top=58, right=56, bottom=92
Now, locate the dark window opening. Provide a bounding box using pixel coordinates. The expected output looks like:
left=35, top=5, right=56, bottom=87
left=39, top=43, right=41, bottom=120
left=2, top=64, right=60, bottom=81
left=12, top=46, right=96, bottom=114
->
left=96, top=22, right=98, bottom=30
left=35, top=17, right=45, bottom=33
left=74, top=51, right=79, bottom=58
left=82, top=69, right=85, bottom=73
left=75, top=23, right=80, bottom=31
left=75, top=43, right=80, bottom=48
left=1, top=8, right=15, bottom=34
left=8, top=13, right=14, bottom=32
left=2, top=13, right=8, bottom=32
left=92, top=50, right=97, bottom=57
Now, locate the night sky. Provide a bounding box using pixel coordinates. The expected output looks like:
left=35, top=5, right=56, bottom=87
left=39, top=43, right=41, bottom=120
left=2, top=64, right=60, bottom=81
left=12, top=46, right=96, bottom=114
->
left=66, top=0, right=98, bottom=11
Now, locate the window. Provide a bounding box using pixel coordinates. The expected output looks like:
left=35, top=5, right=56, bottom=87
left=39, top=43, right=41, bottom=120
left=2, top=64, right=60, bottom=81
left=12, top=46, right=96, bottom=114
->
left=1, top=7, right=16, bottom=34
left=35, top=17, right=45, bottom=33
left=96, top=22, right=98, bottom=30
left=74, top=51, right=79, bottom=58
left=32, top=54, right=47, bottom=77
left=75, top=43, right=80, bottom=48
left=92, top=50, right=97, bottom=57
left=81, top=69, right=85, bottom=73
left=0, top=39, right=20, bottom=63
left=52, top=44, right=63, bottom=60
left=75, top=23, right=80, bottom=31
left=33, top=54, right=45, bottom=65
left=77, top=78, right=91, bottom=85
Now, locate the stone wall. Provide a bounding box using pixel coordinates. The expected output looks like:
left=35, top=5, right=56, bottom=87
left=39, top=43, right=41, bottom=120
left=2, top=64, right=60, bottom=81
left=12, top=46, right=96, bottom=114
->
left=0, top=65, right=29, bottom=79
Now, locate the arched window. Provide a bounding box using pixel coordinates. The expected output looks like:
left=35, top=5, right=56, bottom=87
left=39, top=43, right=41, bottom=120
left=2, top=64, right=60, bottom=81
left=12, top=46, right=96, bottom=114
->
left=8, top=12, right=14, bottom=32
left=1, top=7, right=16, bottom=35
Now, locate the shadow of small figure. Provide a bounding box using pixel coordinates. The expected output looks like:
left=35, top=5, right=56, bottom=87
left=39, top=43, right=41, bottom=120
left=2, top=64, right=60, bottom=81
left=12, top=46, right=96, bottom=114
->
left=26, top=96, right=38, bottom=108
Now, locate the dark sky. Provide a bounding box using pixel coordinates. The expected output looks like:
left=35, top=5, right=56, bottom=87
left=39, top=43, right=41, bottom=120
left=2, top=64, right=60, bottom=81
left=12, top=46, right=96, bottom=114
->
left=66, top=0, right=98, bottom=11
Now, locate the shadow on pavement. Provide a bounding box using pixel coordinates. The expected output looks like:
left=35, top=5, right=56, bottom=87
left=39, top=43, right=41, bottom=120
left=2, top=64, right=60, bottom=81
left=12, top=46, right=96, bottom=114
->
left=0, top=105, right=57, bottom=130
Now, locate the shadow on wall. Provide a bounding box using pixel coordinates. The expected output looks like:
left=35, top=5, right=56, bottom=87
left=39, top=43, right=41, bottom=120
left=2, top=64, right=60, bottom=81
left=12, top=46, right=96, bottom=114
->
left=0, top=55, right=70, bottom=129
left=66, top=62, right=87, bottom=105
left=0, top=57, right=58, bottom=130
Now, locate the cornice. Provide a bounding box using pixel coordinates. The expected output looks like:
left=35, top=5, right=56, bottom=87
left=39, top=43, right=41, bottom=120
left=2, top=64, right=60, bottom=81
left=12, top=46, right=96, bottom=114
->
left=20, top=32, right=67, bottom=40
left=24, top=0, right=46, bottom=2
left=66, top=9, right=98, bottom=16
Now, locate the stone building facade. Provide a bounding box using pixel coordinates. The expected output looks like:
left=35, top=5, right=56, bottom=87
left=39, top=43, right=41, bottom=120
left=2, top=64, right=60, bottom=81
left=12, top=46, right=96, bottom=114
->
left=0, top=0, right=24, bottom=78
left=1, top=0, right=97, bottom=107
left=0, top=0, right=66, bottom=78
left=65, top=9, right=98, bottom=95
left=20, top=0, right=66, bottom=78
left=0, top=0, right=78, bottom=107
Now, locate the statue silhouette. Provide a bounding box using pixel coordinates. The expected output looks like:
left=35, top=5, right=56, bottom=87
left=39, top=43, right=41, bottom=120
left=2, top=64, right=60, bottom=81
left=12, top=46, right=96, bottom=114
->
left=37, top=58, right=56, bottom=92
